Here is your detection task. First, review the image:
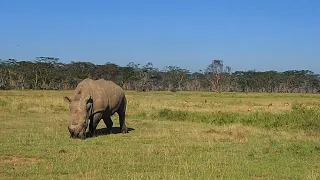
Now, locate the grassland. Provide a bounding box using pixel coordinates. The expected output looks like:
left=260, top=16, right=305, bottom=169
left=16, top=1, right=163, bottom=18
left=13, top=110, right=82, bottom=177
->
left=0, top=90, right=319, bottom=179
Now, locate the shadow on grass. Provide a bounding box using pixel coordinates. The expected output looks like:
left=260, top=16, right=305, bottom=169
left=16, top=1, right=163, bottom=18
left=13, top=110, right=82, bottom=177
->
left=84, top=127, right=135, bottom=139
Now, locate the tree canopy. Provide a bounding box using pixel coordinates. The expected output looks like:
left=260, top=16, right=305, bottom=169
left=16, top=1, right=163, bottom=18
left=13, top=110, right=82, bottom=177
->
left=0, top=57, right=319, bottom=93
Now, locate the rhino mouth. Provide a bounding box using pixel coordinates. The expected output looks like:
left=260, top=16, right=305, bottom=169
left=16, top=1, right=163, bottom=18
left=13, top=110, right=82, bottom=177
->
left=68, top=125, right=86, bottom=139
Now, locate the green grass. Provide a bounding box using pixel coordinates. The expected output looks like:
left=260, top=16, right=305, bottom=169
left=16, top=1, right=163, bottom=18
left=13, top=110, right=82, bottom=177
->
left=154, top=103, right=320, bottom=134
left=0, top=90, right=319, bottom=179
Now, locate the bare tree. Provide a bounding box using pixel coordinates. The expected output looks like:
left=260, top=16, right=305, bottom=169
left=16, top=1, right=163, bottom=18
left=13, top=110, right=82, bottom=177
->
left=204, top=60, right=224, bottom=92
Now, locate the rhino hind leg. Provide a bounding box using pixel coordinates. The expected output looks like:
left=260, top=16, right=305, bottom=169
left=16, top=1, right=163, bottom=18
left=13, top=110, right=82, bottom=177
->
left=118, top=111, right=128, bottom=133
left=117, top=96, right=128, bottom=133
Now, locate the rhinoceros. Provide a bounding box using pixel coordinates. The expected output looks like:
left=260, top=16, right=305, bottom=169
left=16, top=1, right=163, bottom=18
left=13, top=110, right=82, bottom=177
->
left=63, top=78, right=128, bottom=139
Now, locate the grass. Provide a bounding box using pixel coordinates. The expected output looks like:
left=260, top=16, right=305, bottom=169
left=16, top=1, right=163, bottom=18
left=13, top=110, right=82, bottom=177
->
left=0, top=90, right=319, bottom=179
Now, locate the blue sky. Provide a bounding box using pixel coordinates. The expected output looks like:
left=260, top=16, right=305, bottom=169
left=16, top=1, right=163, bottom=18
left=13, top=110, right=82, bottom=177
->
left=0, top=0, right=319, bottom=73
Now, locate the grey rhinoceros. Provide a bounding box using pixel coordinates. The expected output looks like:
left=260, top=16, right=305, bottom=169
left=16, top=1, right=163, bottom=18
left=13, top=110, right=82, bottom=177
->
left=63, top=78, right=128, bottom=139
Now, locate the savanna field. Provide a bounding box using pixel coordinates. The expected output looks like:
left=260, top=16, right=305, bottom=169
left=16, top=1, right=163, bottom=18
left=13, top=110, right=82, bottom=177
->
left=0, top=90, right=319, bottom=180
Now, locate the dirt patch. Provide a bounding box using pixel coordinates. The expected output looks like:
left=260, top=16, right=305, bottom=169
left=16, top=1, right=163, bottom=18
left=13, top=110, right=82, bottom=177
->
left=1, top=156, right=41, bottom=165
left=251, top=175, right=264, bottom=180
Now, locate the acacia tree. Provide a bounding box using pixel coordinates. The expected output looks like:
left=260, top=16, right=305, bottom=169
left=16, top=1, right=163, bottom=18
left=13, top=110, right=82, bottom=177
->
left=119, top=65, right=136, bottom=90
left=15, top=61, right=35, bottom=89
left=0, top=59, right=18, bottom=89
left=204, top=60, right=230, bottom=92
left=33, top=57, right=60, bottom=89
left=164, top=66, right=189, bottom=91
left=139, top=62, right=156, bottom=91
left=124, top=62, right=141, bottom=90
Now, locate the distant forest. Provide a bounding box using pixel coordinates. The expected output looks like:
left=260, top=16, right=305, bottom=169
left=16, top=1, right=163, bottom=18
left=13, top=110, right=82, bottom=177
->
left=1, top=57, right=319, bottom=93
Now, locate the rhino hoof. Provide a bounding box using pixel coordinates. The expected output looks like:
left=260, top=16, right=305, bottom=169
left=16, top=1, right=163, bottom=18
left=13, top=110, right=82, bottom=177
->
left=121, top=129, right=128, bottom=133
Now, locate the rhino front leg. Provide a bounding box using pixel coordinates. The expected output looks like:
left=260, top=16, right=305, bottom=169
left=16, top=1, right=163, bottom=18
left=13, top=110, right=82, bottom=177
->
left=88, top=113, right=103, bottom=137
left=102, top=115, right=113, bottom=134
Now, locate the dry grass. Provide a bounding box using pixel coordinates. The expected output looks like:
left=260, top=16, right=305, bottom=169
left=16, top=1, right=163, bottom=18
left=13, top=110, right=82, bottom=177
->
left=0, top=90, right=319, bottom=179
left=0, top=90, right=319, bottom=115
left=1, top=156, right=41, bottom=165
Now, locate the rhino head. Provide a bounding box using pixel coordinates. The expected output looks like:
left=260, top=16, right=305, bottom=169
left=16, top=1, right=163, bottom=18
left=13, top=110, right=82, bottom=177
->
left=63, top=95, right=92, bottom=139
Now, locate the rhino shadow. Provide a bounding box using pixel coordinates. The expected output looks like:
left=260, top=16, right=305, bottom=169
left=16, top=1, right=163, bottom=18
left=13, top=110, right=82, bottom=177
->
left=84, top=127, right=135, bottom=138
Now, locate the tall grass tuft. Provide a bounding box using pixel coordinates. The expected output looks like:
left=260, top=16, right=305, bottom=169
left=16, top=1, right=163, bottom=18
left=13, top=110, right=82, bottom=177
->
left=154, top=103, right=320, bottom=134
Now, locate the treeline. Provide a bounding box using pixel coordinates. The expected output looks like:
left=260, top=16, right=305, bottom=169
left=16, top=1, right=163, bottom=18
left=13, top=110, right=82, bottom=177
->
left=0, top=57, right=319, bottom=93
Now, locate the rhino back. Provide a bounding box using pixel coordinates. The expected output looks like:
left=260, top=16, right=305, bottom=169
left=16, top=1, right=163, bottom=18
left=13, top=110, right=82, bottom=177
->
left=91, top=79, right=125, bottom=114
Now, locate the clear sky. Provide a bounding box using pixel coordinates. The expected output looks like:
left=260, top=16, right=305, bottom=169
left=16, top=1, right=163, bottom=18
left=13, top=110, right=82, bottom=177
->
left=0, top=0, right=319, bottom=73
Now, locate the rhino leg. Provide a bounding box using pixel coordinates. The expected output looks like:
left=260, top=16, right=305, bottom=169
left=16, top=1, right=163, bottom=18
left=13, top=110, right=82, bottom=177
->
left=88, top=113, right=103, bottom=137
left=118, top=111, right=128, bottom=133
left=102, top=115, right=113, bottom=134
left=117, top=96, right=128, bottom=133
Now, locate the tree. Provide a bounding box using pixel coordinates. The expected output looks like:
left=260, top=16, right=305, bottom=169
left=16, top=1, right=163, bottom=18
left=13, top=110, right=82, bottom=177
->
left=204, top=60, right=229, bottom=92
left=33, top=57, right=60, bottom=89
left=0, top=57, right=319, bottom=93
left=0, top=59, right=18, bottom=89
left=164, top=66, right=190, bottom=91
left=138, top=62, right=156, bottom=91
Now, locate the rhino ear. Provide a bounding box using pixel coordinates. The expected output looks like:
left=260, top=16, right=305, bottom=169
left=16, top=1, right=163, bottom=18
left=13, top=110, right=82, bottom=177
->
left=63, top=96, right=71, bottom=104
